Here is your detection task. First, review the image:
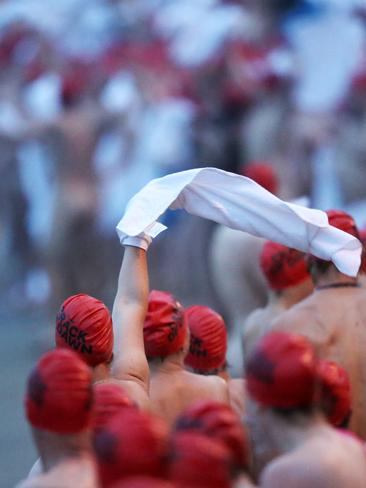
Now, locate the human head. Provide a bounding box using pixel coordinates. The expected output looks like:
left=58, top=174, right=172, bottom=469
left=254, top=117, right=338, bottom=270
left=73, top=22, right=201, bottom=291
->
left=245, top=332, right=317, bottom=412
left=241, top=162, right=278, bottom=195
left=169, top=431, right=232, bottom=488
left=308, top=210, right=360, bottom=281
left=61, top=58, right=91, bottom=109
left=175, top=401, right=248, bottom=472
left=92, top=383, right=136, bottom=434
left=143, top=290, right=188, bottom=361
left=94, top=409, right=169, bottom=486
left=25, top=349, right=93, bottom=434
left=184, top=306, right=227, bottom=374
left=260, top=241, right=311, bottom=292
left=56, top=294, right=113, bottom=368
left=315, top=360, right=351, bottom=428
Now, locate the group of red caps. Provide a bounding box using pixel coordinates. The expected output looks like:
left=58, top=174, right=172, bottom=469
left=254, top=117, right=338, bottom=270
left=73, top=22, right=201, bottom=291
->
left=24, top=190, right=363, bottom=487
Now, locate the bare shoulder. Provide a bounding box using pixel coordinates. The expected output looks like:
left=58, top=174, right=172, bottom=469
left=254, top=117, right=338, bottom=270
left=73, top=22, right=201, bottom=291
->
left=244, top=308, right=267, bottom=332
left=193, top=373, right=229, bottom=403
left=243, top=308, right=268, bottom=359
left=271, top=295, right=317, bottom=332
left=260, top=455, right=333, bottom=488
left=355, top=287, right=366, bottom=310
left=102, top=378, right=150, bottom=411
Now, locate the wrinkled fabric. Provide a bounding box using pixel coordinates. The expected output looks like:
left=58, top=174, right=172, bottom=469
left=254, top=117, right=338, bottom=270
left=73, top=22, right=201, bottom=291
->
left=116, top=168, right=361, bottom=277
left=327, top=210, right=360, bottom=239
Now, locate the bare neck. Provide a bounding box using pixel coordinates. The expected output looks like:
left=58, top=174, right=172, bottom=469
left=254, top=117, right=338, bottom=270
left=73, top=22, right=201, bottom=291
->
left=92, top=362, right=110, bottom=383
left=219, top=369, right=230, bottom=381
left=263, top=411, right=328, bottom=455
left=32, top=428, right=92, bottom=473
left=149, top=351, right=186, bottom=375
left=276, top=279, right=313, bottom=309
left=314, top=266, right=358, bottom=289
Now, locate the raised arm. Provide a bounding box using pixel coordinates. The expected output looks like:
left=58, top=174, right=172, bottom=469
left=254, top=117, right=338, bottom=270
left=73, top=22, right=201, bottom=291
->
left=111, top=239, right=150, bottom=391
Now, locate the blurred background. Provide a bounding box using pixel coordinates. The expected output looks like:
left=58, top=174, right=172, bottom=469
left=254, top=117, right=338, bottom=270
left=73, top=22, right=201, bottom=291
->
left=1, top=0, right=366, bottom=485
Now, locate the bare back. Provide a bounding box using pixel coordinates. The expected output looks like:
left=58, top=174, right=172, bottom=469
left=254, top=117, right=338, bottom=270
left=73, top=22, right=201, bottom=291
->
left=272, top=287, right=366, bottom=438
left=149, top=367, right=229, bottom=427
left=95, top=377, right=150, bottom=412
left=17, top=457, right=97, bottom=488
left=210, top=228, right=267, bottom=374
left=242, top=302, right=286, bottom=364
left=261, top=427, right=366, bottom=488
left=210, top=228, right=267, bottom=328
left=228, top=379, right=246, bottom=418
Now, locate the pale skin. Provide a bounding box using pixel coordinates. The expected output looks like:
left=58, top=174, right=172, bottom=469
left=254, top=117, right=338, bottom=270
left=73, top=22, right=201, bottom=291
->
left=209, top=229, right=267, bottom=375
left=245, top=399, right=366, bottom=487
left=185, top=362, right=246, bottom=417
left=78, top=245, right=151, bottom=410
left=242, top=278, right=314, bottom=365
left=108, top=245, right=151, bottom=409
left=271, top=264, right=366, bottom=439
left=258, top=412, right=366, bottom=488
left=18, top=430, right=98, bottom=488
left=27, top=246, right=151, bottom=480
left=148, top=347, right=230, bottom=428
left=218, top=368, right=246, bottom=418
left=233, top=474, right=258, bottom=488
left=39, top=100, right=107, bottom=308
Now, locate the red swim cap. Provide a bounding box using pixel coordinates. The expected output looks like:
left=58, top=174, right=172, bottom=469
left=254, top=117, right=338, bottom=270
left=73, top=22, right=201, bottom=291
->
left=25, top=349, right=93, bottom=434
left=92, top=383, right=136, bottom=433
left=109, top=478, right=174, bottom=488
left=175, top=401, right=248, bottom=470
left=169, top=432, right=232, bottom=488
left=144, top=290, right=187, bottom=359
left=260, top=241, right=310, bottom=291
left=56, top=294, right=113, bottom=368
left=316, top=360, right=351, bottom=427
left=94, top=409, right=169, bottom=486
left=246, top=332, right=316, bottom=409
left=184, top=306, right=227, bottom=372
left=241, top=162, right=278, bottom=195
left=326, top=210, right=360, bottom=239
left=61, top=58, right=91, bottom=108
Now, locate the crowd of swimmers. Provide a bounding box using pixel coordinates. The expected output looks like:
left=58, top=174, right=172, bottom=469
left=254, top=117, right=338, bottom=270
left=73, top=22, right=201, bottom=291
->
left=16, top=208, right=366, bottom=487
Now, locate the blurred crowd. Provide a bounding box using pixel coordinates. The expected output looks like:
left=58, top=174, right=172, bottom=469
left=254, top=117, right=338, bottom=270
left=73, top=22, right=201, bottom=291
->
left=1, top=0, right=366, bottom=314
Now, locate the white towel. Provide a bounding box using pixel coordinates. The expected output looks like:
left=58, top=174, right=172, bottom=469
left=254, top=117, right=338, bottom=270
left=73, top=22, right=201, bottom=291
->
left=116, top=168, right=361, bottom=277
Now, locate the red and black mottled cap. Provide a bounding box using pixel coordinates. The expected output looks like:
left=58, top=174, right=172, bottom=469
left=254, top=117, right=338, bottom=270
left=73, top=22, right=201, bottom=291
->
left=184, top=306, right=227, bottom=372
left=246, top=332, right=317, bottom=409
left=175, top=401, right=248, bottom=470
left=25, top=349, right=93, bottom=434
left=144, top=290, right=187, bottom=359
left=260, top=241, right=310, bottom=291
left=94, top=409, right=169, bottom=487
